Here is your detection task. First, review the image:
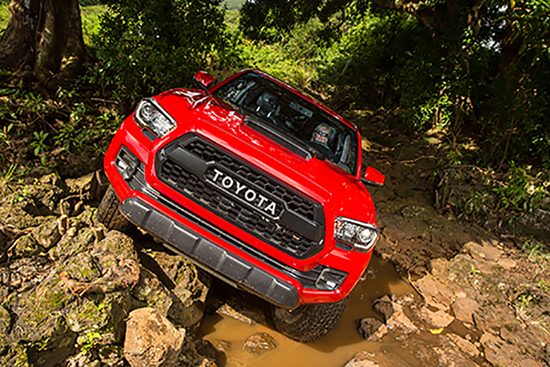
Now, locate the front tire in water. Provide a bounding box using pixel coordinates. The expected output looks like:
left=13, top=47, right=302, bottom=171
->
left=271, top=297, right=349, bottom=342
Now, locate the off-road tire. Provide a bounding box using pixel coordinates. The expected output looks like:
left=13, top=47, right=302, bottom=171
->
left=97, top=185, right=131, bottom=231
left=271, top=297, right=349, bottom=342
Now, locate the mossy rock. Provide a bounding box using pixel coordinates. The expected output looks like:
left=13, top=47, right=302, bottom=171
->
left=31, top=219, right=62, bottom=249
left=50, top=227, right=97, bottom=262
left=132, top=267, right=173, bottom=317
left=92, top=231, right=137, bottom=262
left=0, top=343, right=31, bottom=367
left=63, top=252, right=102, bottom=282
left=12, top=234, right=44, bottom=258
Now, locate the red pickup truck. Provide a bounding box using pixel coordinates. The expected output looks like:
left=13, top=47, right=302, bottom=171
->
left=98, top=69, right=384, bottom=341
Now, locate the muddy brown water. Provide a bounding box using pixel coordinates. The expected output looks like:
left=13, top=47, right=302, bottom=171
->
left=200, top=255, right=419, bottom=367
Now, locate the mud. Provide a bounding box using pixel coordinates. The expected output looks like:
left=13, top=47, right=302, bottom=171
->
left=201, top=256, right=416, bottom=366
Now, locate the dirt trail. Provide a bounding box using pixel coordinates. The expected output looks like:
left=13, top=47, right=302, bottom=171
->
left=201, top=115, right=549, bottom=366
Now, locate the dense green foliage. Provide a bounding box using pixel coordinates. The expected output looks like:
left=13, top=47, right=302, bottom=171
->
left=225, top=0, right=246, bottom=11
left=80, top=5, right=106, bottom=45
left=91, top=0, right=227, bottom=103
left=239, top=0, right=550, bottom=169
left=0, top=1, right=9, bottom=32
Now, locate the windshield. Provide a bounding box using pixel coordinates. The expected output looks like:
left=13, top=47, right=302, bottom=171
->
left=214, top=72, right=359, bottom=175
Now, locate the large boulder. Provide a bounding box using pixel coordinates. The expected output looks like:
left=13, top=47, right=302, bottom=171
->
left=124, top=308, right=185, bottom=367
left=142, top=251, right=210, bottom=328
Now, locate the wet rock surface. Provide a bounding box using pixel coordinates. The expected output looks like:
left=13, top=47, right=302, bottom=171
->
left=0, top=173, right=216, bottom=367
left=242, top=332, right=277, bottom=355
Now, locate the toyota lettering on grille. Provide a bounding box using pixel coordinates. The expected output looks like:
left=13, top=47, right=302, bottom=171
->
left=211, top=168, right=279, bottom=216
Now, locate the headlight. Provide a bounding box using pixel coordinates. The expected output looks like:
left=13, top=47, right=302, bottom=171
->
left=334, top=217, right=378, bottom=252
left=134, top=98, right=176, bottom=138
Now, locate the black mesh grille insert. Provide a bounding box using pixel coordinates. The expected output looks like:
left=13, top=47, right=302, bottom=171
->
left=157, top=136, right=324, bottom=259
left=185, top=140, right=317, bottom=221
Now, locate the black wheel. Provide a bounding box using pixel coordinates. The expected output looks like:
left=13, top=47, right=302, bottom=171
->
left=97, top=185, right=131, bottom=231
left=271, top=297, right=348, bottom=342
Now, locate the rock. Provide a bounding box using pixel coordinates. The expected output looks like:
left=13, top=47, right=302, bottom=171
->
left=432, top=346, right=478, bottom=367
left=499, top=323, right=548, bottom=360
left=60, top=231, right=140, bottom=295
left=0, top=228, right=8, bottom=254
left=124, top=308, right=185, bottom=367
left=515, top=208, right=550, bottom=241
left=177, top=335, right=219, bottom=366
left=0, top=305, right=10, bottom=346
left=9, top=272, right=77, bottom=362
left=446, top=334, right=479, bottom=357
left=65, top=352, right=102, bottom=367
left=473, top=303, right=515, bottom=334
left=429, top=258, right=450, bottom=279
left=1, top=344, right=31, bottom=367
left=400, top=205, right=431, bottom=218
left=344, top=351, right=380, bottom=367
left=11, top=234, right=43, bottom=258
left=357, top=317, right=388, bottom=341
left=464, top=241, right=503, bottom=262
left=66, top=293, right=130, bottom=345
left=243, top=332, right=277, bottom=355
left=216, top=303, right=256, bottom=325
left=144, top=251, right=210, bottom=328
left=132, top=268, right=174, bottom=317
left=373, top=296, right=418, bottom=338
left=451, top=298, right=479, bottom=324
left=65, top=170, right=106, bottom=203
left=211, top=339, right=232, bottom=353
left=372, top=295, right=394, bottom=320
left=63, top=252, right=102, bottom=282
left=0, top=256, right=52, bottom=292
left=413, top=275, right=455, bottom=311
left=480, top=332, right=544, bottom=367
left=418, top=307, right=454, bottom=329
left=51, top=226, right=97, bottom=262
left=32, top=219, right=62, bottom=249
left=97, top=345, right=125, bottom=367
left=497, top=258, right=517, bottom=270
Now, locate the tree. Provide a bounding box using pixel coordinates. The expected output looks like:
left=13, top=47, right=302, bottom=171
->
left=0, top=0, right=87, bottom=81
left=94, top=0, right=226, bottom=102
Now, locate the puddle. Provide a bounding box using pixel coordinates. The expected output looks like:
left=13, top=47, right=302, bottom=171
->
left=200, top=254, right=419, bottom=367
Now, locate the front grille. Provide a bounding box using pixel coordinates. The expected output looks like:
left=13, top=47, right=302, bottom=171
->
left=156, top=135, right=324, bottom=259
left=185, top=140, right=317, bottom=221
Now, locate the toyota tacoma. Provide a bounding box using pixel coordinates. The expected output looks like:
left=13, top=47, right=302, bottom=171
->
left=98, top=69, right=384, bottom=342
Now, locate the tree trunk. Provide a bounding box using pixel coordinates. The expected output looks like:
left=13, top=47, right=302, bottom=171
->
left=0, top=0, right=41, bottom=69
left=0, top=0, right=86, bottom=81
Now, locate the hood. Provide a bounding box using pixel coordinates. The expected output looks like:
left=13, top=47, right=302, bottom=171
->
left=154, top=89, right=377, bottom=225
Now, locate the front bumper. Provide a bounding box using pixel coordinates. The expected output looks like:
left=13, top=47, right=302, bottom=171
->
left=120, top=197, right=300, bottom=308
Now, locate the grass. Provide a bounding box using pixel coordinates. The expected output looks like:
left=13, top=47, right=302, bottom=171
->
left=81, top=5, right=107, bottom=45
left=0, top=4, right=105, bottom=45
left=0, top=1, right=8, bottom=33
left=225, top=0, right=246, bottom=10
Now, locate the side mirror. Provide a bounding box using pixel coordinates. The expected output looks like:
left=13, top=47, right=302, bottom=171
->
left=361, top=166, right=385, bottom=187
left=193, top=70, right=217, bottom=91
